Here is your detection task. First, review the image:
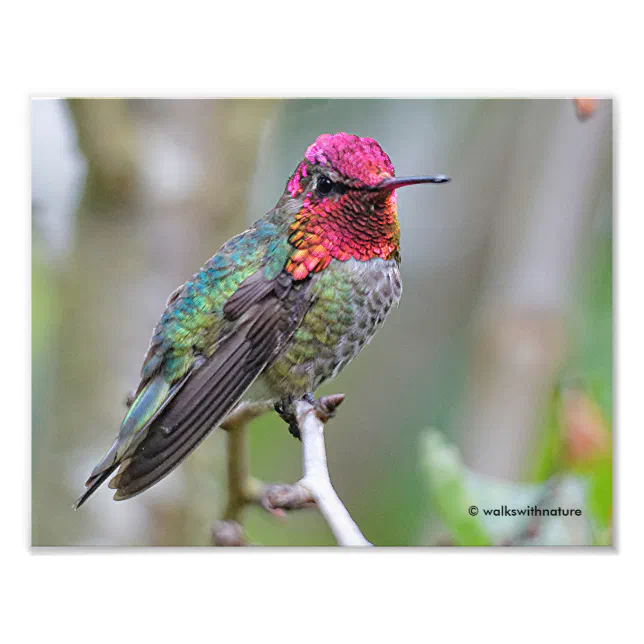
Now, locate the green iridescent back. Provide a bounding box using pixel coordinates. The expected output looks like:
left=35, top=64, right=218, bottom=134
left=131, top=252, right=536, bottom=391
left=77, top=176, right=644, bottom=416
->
left=141, top=211, right=292, bottom=387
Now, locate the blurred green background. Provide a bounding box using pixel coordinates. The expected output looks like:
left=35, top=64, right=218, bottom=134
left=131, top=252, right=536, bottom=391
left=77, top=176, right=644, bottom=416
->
left=31, top=98, right=612, bottom=546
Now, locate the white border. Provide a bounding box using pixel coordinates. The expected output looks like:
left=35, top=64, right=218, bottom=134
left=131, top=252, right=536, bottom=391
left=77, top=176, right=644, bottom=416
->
left=4, top=0, right=641, bottom=641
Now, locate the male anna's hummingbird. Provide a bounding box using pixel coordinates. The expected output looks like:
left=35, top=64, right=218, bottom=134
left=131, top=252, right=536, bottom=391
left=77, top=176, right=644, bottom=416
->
left=75, top=132, right=450, bottom=508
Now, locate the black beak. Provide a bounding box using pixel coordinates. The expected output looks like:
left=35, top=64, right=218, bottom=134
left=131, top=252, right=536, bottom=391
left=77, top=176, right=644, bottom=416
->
left=376, top=175, right=451, bottom=191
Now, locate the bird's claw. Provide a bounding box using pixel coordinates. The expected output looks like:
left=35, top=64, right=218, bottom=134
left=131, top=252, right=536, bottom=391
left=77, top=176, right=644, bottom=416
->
left=275, top=393, right=346, bottom=438
left=274, top=397, right=301, bottom=439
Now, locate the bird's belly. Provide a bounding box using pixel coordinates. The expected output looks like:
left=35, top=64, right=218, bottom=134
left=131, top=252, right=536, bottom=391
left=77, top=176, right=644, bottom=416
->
left=262, top=258, right=402, bottom=399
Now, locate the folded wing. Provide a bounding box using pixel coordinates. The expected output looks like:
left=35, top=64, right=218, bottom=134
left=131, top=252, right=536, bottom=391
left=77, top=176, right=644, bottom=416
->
left=75, top=269, right=313, bottom=507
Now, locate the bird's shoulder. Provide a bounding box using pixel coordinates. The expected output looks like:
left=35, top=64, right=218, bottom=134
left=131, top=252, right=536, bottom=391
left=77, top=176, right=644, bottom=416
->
left=140, top=213, right=293, bottom=384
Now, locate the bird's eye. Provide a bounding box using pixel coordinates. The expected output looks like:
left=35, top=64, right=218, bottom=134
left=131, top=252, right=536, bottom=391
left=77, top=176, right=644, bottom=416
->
left=316, top=176, right=334, bottom=196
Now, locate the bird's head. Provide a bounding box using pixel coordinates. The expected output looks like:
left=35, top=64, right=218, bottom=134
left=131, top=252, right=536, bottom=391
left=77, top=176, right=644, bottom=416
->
left=279, top=132, right=450, bottom=280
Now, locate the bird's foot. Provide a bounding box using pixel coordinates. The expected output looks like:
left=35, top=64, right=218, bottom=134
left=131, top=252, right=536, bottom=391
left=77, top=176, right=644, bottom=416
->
left=275, top=393, right=346, bottom=439
left=274, top=396, right=301, bottom=440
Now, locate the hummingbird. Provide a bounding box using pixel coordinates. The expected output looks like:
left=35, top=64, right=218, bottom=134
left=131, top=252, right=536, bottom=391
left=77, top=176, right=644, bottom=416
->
left=74, top=132, right=450, bottom=508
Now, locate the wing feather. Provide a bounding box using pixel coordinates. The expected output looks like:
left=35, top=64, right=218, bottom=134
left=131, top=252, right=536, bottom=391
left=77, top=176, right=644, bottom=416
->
left=106, top=273, right=312, bottom=500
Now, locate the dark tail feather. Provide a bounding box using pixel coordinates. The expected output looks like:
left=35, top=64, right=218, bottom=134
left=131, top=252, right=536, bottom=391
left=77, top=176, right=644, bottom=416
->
left=73, top=465, right=119, bottom=510
left=110, top=339, right=263, bottom=500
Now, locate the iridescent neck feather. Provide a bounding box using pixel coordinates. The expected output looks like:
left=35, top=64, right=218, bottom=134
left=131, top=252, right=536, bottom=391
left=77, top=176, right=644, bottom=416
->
left=281, top=133, right=401, bottom=281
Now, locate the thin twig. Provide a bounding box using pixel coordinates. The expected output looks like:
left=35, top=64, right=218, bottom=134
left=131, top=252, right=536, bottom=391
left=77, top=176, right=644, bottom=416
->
left=295, top=398, right=373, bottom=547
left=219, top=400, right=275, bottom=432
left=221, top=400, right=274, bottom=520
left=212, top=401, right=273, bottom=546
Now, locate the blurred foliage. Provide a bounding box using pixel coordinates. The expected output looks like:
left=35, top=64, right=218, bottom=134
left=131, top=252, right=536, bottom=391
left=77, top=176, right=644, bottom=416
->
left=422, top=425, right=599, bottom=546
left=527, top=232, right=612, bottom=544
left=421, top=430, right=493, bottom=545
left=32, top=238, right=62, bottom=546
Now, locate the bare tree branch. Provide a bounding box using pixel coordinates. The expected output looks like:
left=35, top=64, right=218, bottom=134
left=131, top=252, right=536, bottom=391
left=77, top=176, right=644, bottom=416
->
left=212, top=396, right=372, bottom=546
left=212, top=401, right=273, bottom=546
left=295, top=398, right=373, bottom=547
left=220, top=402, right=273, bottom=519
left=219, top=400, right=276, bottom=432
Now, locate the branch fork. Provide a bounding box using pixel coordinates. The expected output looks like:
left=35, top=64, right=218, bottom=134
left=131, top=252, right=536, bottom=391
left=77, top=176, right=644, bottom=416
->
left=212, top=395, right=372, bottom=546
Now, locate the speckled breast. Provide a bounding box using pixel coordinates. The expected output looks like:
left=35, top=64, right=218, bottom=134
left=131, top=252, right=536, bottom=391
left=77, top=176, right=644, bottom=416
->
left=262, top=257, right=402, bottom=398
